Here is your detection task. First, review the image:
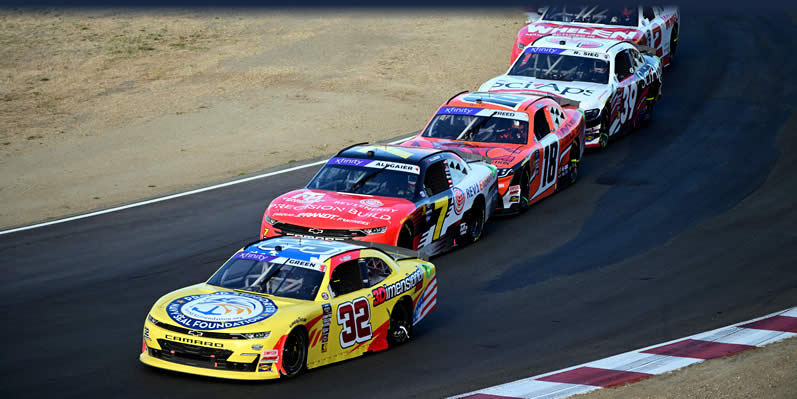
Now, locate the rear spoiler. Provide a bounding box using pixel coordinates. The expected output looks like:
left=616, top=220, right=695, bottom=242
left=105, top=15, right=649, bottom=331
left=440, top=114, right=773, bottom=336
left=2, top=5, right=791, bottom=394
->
left=546, top=94, right=580, bottom=109
left=485, top=89, right=580, bottom=110
left=342, top=239, right=428, bottom=262
left=453, top=149, right=491, bottom=164
left=633, top=43, right=657, bottom=57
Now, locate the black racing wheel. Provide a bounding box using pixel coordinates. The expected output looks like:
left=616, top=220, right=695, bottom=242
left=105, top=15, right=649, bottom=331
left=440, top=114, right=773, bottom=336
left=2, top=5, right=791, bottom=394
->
left=280, top=328, right=307, bottom=378
left=388, top=299, right=413, bottom=348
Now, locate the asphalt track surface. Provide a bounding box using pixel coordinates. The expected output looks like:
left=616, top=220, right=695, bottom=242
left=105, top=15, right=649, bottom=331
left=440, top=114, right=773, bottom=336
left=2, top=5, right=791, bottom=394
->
left=2, top=8, right=797, bottom=398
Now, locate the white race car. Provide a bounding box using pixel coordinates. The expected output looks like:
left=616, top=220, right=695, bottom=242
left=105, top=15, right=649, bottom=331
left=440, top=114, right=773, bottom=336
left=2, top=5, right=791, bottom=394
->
left=512, top=6, right=680, bottom=68
left=480, top=36, right=662, bottom=149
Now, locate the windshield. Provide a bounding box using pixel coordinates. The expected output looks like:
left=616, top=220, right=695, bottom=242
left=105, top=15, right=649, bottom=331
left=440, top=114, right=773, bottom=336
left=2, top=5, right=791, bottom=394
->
left=207, top=252, right=325, bottom=301
left=542, top=6, right=638, bottom=27
left=422, top=114, right=529, bottom=145
left=509, top=51, right=609, bottom=84
left=307, top=158, right=419, bottom=200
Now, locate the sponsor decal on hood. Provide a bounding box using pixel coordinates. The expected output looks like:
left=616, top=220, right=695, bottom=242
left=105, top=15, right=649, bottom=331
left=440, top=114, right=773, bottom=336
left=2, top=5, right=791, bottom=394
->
left=166, top=291, right=278, bottom=331
left=269, top=191, right=415, bottom=227
left=479, top=76, right=608, bottom=109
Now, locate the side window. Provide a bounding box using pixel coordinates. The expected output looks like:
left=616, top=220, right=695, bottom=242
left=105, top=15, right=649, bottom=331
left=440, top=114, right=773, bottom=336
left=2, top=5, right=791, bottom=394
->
left=533, top=108, right=551, bottom=140
left=614, top=50, right=633, bottom=80
left=642, top=6, right=655, bottom=21
left=446, top=158, right=467, bottom=185
left=423, top=161, right=451, bottom=196
left=630, top=49, right=644, bottom=68
left=359, top=257, right=392, bottom=287
left=547, top=105, right=565, bottom=130
left=330, top=260, right=364, bottom=297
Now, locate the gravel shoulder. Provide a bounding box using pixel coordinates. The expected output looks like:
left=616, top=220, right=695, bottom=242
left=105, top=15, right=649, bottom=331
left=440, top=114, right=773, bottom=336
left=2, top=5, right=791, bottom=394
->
left=0, top=8, right=522, bottom=229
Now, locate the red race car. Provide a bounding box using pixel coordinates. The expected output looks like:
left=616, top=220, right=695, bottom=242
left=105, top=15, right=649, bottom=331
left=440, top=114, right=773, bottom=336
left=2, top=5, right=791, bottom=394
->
left=261, top=144, right=499, bottom=257
left=512, top=6, right=680, bottom=67
left=403, top=91, right=585, bottom=214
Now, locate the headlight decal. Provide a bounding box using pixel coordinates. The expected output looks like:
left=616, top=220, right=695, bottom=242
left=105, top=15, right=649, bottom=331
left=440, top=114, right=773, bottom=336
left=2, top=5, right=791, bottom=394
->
left=497, top=168, right=514, bottom=178
left=361, top=226, right=387, bottom=235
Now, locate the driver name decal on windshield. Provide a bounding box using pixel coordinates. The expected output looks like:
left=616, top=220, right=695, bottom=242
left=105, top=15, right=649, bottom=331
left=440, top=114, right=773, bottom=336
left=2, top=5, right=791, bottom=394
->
left=282, top=257, right=326, bottom=272
left=166, top=292, right=278, bottom=331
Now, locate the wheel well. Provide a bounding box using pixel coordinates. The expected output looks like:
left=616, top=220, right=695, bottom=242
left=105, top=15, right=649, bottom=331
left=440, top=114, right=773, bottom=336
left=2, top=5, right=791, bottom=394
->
left=397, top=296, right=414, bottom=319
left=474, top=194, right=485, bottom=210
left=292, top=325, right=309, bottom=343
left=396, top=221, right=414, bottom=248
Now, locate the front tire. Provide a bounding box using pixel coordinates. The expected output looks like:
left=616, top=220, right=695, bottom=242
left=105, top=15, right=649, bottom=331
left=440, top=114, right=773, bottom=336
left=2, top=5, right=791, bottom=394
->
left=519, top=169, right=531, bottom=212
left=280, top=328, right=307, bottom=378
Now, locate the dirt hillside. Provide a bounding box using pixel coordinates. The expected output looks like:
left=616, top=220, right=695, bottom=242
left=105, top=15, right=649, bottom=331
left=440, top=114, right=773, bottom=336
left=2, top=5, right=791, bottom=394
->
left=0, top=8, right=523, bottom=229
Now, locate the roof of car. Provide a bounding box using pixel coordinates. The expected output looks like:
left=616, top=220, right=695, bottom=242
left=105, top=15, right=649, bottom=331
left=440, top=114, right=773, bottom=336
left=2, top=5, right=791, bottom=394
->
left=529, top=35, right=628, bottom=53
left=336, top=144, right=443, bottom=164
left=243, top=236, right=365, bottom=262
left=444, top=91, right=551, bottom=112
left=240, top=236, right=426, bottom=262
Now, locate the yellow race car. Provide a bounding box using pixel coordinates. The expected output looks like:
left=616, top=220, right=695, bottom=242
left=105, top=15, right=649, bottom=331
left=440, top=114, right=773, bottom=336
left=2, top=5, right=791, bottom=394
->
left=140, top=236, right=437, bottom=380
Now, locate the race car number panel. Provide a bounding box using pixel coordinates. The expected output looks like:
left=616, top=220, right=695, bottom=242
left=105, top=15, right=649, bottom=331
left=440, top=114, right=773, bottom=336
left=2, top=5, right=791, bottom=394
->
left=533, top=134, right=560, bottom=198
left=337, top=297, right=373, bottom=348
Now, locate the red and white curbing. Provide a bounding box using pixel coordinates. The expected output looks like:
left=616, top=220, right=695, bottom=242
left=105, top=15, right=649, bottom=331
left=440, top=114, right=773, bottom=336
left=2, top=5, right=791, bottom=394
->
left=452, top=306, right=797, bottom=399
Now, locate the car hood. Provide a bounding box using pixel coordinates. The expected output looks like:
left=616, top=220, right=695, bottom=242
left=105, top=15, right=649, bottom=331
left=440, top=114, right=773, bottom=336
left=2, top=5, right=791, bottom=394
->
left=149, top=284, right=317, bottom=334
left=404, top=138, right=529, bottom=169
left=267, top=189, right=416, bottom=229
left=479, top=75, right=609, bottom=109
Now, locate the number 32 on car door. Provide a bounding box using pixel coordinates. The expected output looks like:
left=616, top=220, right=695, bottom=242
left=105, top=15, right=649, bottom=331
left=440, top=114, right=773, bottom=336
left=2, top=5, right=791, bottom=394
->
left=337, top=297, right=372, bottom=348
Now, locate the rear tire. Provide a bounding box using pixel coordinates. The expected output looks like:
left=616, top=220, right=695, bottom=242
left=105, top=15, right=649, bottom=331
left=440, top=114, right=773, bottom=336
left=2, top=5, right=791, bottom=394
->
left=388, top=299, right=413, bottom=348
left=669, top=25, right=678, bottom=67
left=463, top=200, right=485, bottom=244
left=280, top=328, right=307, bottom=378
left=557, top=142, right=580, bottom=191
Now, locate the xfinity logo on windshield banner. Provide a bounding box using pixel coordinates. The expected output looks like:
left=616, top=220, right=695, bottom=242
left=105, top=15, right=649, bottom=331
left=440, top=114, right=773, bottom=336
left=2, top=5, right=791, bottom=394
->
left=524, top=47, right=566, bottom=55
left=438, top=107, right=481, bottom=116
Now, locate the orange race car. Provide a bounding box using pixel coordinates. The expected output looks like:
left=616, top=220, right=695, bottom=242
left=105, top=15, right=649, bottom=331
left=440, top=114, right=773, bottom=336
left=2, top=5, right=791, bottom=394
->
left=403, top=91, right=585, bottom=214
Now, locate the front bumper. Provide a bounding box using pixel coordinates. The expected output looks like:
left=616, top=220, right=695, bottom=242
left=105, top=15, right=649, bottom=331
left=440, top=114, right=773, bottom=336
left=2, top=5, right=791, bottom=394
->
left=584, top=126, right=602, bottom=149
left=493, top=180, right=523, bottom=216
left=262, top=221, right=396, bottom=246
left=140, top=320, right=280, bottom=380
